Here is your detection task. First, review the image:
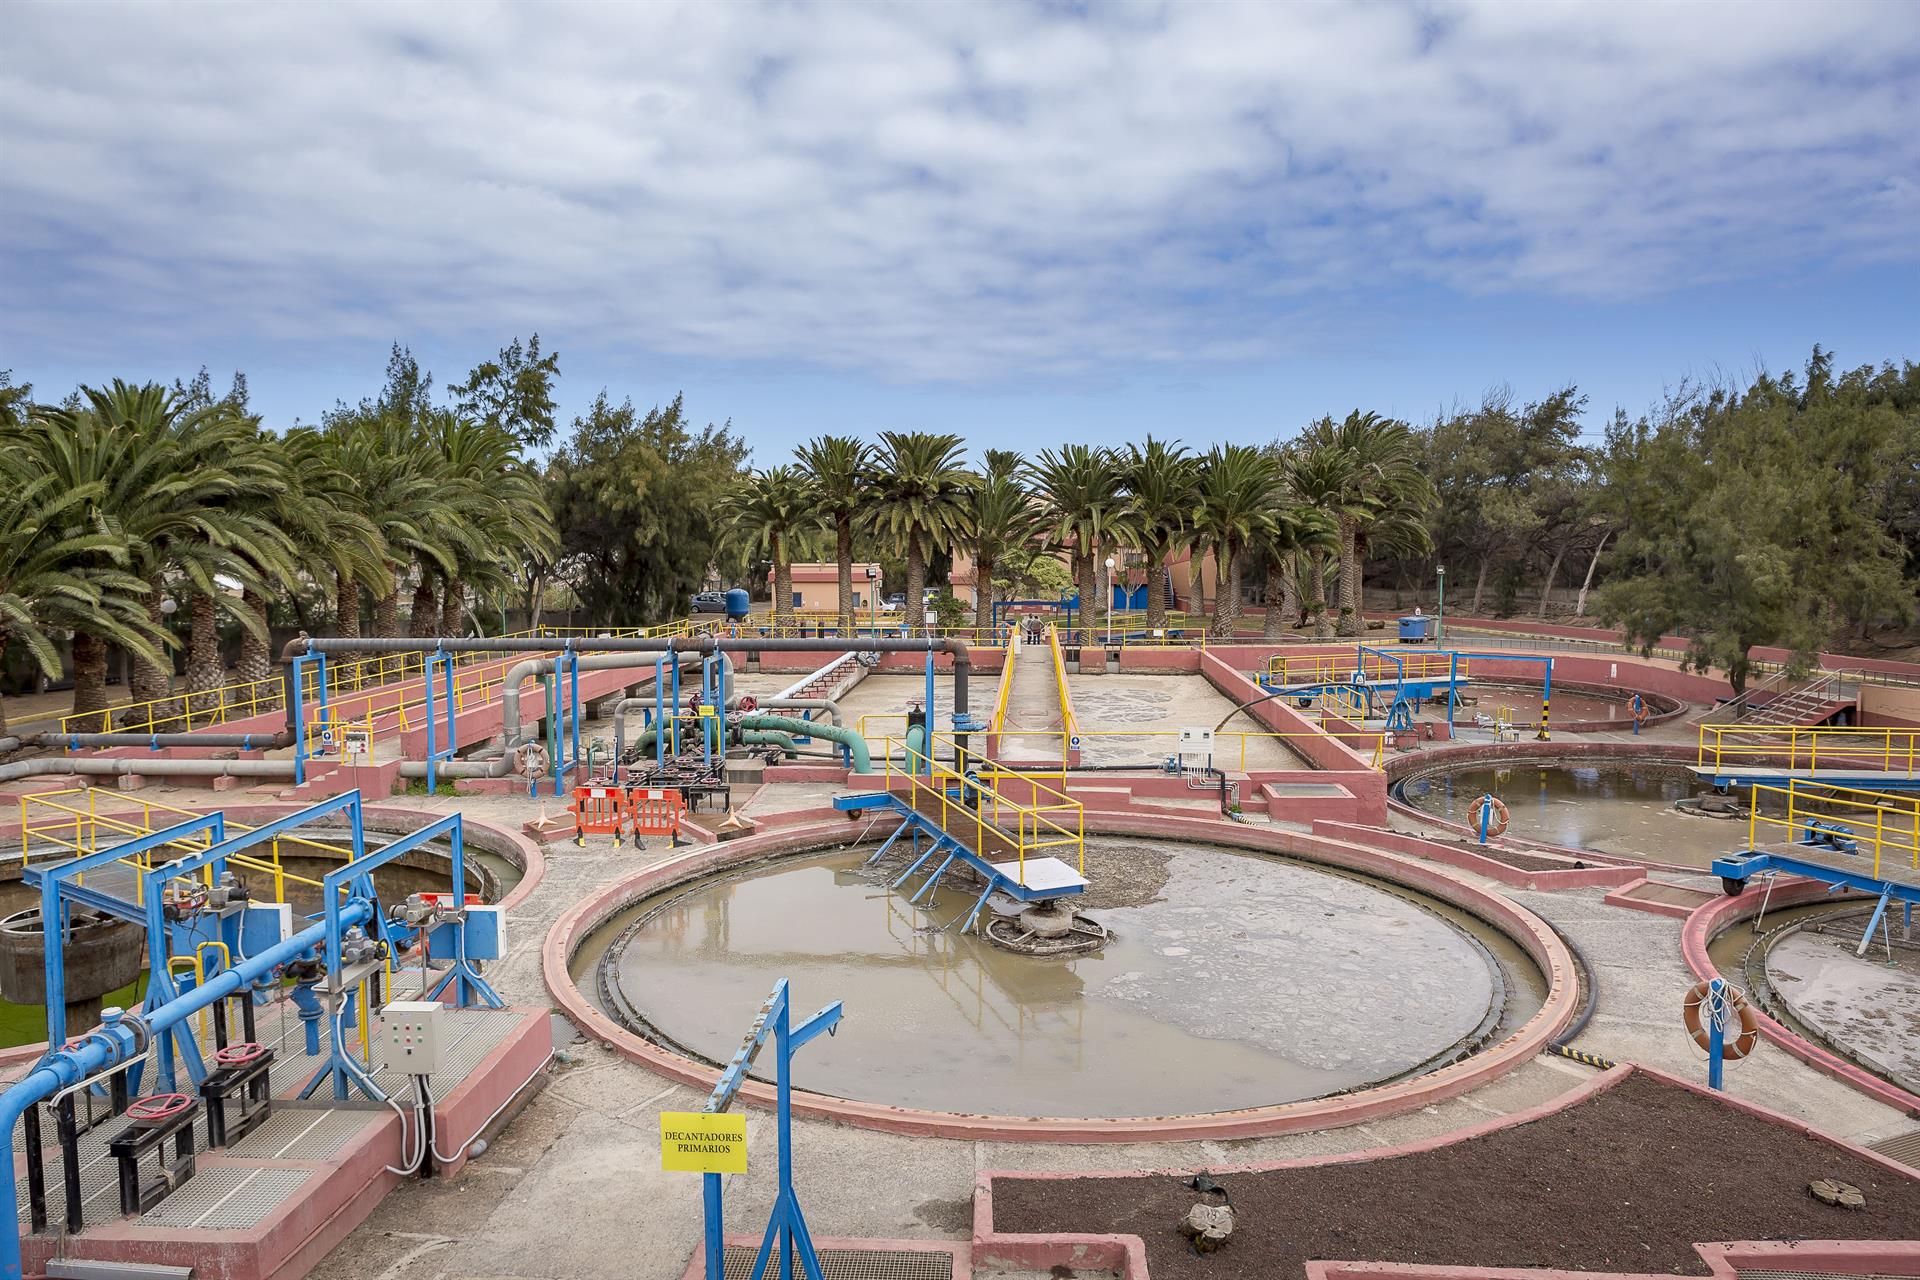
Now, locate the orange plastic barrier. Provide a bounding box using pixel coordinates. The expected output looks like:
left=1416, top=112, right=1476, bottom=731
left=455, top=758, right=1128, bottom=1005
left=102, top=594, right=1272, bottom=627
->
left=629, top=788, right=685, bottom=838
left=572, top=786, right=631, bottom=847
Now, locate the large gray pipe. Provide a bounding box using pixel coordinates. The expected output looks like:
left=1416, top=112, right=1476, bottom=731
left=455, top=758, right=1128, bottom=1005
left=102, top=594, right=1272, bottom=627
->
left=727, top=695, right=843, bottom=725
left=0, top=756, right=295, bottom=783
left=17, top=664, right=305, bottom=753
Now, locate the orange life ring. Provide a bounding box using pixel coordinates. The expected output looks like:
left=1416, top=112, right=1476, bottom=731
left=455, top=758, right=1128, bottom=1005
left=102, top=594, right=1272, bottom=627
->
left=1682, top=980, right=1760, bottom=1061
left=1631, top=695, right=1649, bottom=725
left=1471, top=794, right=1509, bottom=838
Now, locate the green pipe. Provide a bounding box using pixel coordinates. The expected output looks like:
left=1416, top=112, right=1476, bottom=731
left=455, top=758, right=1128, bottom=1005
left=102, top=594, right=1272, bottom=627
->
left=738, top=729, right=800, bottom=754
left=738, top=713, right=874, bottom=773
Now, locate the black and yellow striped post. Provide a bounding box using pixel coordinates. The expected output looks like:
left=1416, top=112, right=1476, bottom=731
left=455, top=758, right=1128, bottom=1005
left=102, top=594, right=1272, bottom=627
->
left=1537, top=692, right=1551, bottom=741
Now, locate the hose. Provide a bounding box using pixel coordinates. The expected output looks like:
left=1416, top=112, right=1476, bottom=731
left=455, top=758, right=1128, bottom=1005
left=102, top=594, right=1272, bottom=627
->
left=1542, top=918, right=1615, bottom=1070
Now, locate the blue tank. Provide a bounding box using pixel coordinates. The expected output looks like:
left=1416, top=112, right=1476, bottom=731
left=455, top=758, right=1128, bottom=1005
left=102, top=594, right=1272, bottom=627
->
left=724, top=588, right=752, bottom=620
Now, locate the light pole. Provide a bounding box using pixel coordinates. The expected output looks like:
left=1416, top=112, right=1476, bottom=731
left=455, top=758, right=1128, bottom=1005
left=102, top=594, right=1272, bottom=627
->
left=865, top=565, right=878, bottom=634
left=1435, top=565, right=1446, bottom=648
left=1105, top=556, right=1116, bottom=648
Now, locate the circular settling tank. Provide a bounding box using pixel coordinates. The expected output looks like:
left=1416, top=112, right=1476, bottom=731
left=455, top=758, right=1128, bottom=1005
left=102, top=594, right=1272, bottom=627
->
left=1396, top=760, right=1748, bottom=868
left=576, top=836, right=1545, bottom=1118
left=1439, top=683, right=1640, bottom=731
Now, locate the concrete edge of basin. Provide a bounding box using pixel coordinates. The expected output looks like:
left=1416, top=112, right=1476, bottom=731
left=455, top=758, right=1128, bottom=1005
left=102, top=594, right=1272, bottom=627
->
left=1681, top=879, right=1920, bottom=1119
left=0, top=801, right=546, bottom=1069
left=541, top=809, right=1582, bottom=1144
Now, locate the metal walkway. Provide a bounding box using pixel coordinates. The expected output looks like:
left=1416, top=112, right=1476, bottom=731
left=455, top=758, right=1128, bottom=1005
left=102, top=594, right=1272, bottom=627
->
left=835, top=788, right=1087, bottom=934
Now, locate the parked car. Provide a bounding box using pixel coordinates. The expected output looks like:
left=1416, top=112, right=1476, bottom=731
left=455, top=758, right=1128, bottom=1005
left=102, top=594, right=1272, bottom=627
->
left=879, top=592, right=906, bottom=613
left=691, top=591, right=729, bottom=613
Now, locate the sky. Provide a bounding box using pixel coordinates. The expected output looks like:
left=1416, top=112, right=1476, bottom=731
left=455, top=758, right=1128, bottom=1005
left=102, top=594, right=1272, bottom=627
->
left=3, top=0, right=1917, bottom=462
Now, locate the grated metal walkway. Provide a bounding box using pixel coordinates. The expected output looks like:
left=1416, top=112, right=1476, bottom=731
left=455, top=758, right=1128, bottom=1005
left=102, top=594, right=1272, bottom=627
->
left=12, top=998, right=523, bottom=1235
left=719, top=1246, right=953, bottom=1280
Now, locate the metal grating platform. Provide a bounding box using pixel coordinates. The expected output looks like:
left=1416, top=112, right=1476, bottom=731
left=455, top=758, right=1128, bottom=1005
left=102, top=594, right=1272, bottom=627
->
left=1870, top=1127, right=1920, bottom=1171
left=720, top=1247, right=953, bottom=1280
left=14, top=1113, right=137, bottom=1228
left=225, top=1105, right=384, bottom=1162
left=139, top=1165, right=312, bottom=1230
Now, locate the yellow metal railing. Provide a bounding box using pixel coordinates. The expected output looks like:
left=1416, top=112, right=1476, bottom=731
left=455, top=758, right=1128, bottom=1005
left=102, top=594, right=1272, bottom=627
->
left=988, top=634, right=1019, bottom=735
left=1046, top=625, right=1080, bottom=761
left=882, top=732, right=1084, bottom=888
left=1265, top=650, right=1468, bottom=687
left=57, top=619, right=718, bottom=737
left=1746, top=781, right=1920, bottom=881
left=1698, top=724, right=1920, bottom=778
left=18, top=788, right=359, bottom=907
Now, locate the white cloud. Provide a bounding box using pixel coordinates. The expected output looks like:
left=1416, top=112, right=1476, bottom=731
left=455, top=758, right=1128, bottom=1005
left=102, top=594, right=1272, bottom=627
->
left=1, top=0, right=1914, bottom=379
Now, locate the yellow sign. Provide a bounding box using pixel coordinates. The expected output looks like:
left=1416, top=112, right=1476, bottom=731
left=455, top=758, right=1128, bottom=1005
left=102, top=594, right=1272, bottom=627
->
left=660, top=1111, right=747, bottom=1174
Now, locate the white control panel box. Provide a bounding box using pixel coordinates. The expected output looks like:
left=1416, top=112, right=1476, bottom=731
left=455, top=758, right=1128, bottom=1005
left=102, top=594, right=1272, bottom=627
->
left=377, top=1000, right=445, bottom=1075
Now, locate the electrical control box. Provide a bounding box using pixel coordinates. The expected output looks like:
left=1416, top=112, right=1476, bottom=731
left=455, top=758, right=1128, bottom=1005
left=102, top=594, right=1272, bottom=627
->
left=377, top=1000, right=444, bottom=1075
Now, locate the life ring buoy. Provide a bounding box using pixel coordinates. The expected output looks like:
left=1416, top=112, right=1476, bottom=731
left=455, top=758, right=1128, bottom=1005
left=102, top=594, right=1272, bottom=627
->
left=1682, top=980, right=1761, bottom=1061
left=1631, top=695, right=1649, bottom=726
left=1471, top=794, right=1509, bottom=838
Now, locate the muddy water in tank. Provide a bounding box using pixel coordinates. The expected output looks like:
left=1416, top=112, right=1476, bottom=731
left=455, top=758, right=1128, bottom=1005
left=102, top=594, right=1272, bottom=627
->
left=579, top=836, right=1546, bottom=1118
left=1397, top=761, right=1753, bottom=868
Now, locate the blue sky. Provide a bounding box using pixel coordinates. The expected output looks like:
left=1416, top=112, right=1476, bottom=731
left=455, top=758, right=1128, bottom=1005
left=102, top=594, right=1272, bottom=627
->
left=3, top=1, right=1916, bottom=463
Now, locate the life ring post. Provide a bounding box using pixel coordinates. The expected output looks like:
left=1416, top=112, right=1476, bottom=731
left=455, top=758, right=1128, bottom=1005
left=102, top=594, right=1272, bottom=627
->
left=1682, top=977, right=1760, bottom=1088
left=1471, top=793, right=1510, bottom=844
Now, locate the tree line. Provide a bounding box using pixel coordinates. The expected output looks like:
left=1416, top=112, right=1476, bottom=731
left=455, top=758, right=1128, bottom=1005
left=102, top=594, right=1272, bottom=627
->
left=2, top=344, right=1914, bottom=734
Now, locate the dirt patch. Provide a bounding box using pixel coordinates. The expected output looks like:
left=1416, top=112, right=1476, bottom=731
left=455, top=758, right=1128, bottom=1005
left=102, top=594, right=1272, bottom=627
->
left=1457, top=842, right=1596, bottom=872
left=1077, top=838, right=1174, bottom=910
left=913, top=1195, right=975, bottom=1232
left=988, top=1074, right=1920, bottom=1276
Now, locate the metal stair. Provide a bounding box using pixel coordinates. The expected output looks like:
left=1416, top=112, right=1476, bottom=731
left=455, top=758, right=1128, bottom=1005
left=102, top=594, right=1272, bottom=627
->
left=1732, top=673, right=1857, bottom=726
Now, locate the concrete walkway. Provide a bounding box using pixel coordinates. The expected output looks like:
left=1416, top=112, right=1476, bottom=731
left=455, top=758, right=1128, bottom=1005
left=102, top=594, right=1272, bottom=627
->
left=306, top=785, right=1918, bottom=1280
left=994, top=636, right=1066, bottom=765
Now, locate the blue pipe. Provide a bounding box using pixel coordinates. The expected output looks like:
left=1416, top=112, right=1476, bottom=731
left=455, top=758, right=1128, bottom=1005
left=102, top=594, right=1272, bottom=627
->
left=1, top=898, right=373, bottom=1279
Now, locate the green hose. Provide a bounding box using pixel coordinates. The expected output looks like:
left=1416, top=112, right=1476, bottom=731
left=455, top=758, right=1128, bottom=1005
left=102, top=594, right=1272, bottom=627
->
left=738, top=713, right=874, bottom=773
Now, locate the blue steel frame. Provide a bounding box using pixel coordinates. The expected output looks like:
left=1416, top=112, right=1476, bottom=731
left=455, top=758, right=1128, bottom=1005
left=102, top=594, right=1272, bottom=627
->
left=699, top=979, right=844, bottom=1280
left=1450, top=651, right=1554, bottom=741
left=1711, top=847, right=1918, bottom=954
left=25, top=815, right=228, bottom=1056
left=304, top=809, right=503, bottom=1100
left=137, top=791, right=369, bottom=1091
left=422, top=648, right=458, bottom=794
left=291, top=651, right=327, bottom=784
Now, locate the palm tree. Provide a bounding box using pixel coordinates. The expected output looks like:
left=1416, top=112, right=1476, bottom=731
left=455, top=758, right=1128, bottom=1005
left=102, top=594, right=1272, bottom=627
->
left=0, top=436, right=164, bottom=734
left=1026, top=445, right=1132, bottom=633
left=863, top=432, right=974, bottom=631
left=1296, top=411, right=1437, bottom=636
left=236, top=428, right=385, bottom=697
left=1285, top=439, right=1354, bottom=639
left=963, top=450, right=1035, bottom=632
left=32, top=382, right=293, bottom=713
left=1194, top=444, right=1278, bottom=637
left=794, top=435, right=871, bottom=633
left=721, top=466, right=819, bottom=631
left=330, top=413, right=459, bottom=643
left=1121, top=437, right=1199, bottom=631
left=431, top=413, right=556, bottom=638
left=1257, top=449, right=1338, bottom=640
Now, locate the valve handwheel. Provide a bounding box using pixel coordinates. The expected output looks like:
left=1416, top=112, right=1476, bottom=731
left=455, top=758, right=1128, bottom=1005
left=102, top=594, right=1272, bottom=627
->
left=738, top=695, right=758, bottom=712
left=127, top=1093, right=195, bottom=1126
left=215, top=1042, right=267, bottom=1068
